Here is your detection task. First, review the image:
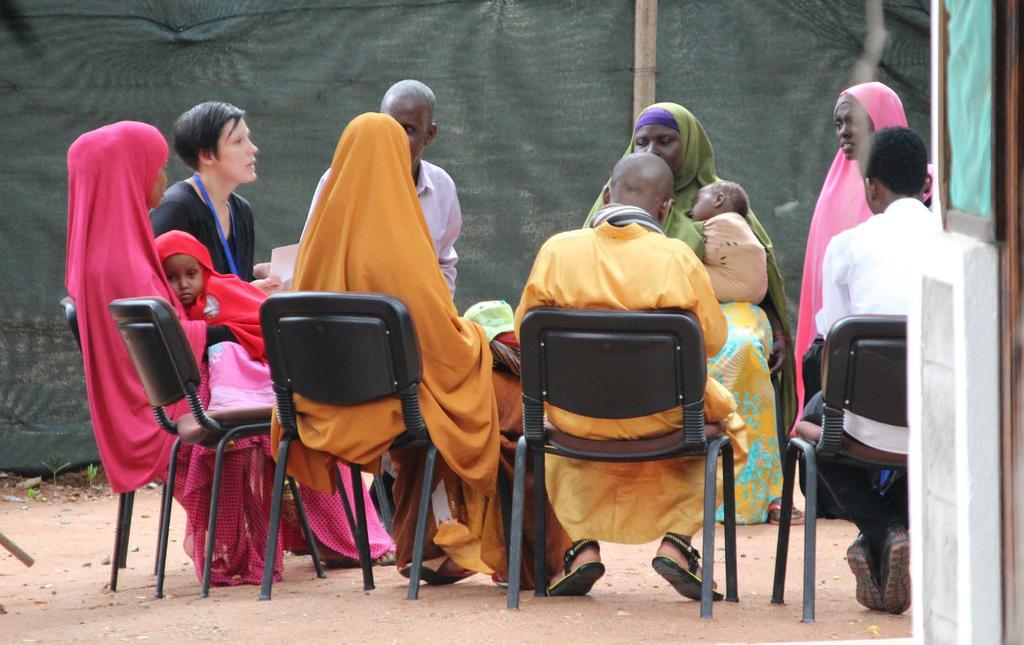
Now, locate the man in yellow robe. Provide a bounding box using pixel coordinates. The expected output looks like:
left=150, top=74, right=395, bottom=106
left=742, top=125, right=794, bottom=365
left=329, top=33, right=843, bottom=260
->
left=515, top=152, right=748, bottom=599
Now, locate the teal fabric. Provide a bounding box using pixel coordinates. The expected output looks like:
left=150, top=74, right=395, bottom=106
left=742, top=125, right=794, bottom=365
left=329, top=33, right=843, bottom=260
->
left=945, top=0, right=992, bottom=218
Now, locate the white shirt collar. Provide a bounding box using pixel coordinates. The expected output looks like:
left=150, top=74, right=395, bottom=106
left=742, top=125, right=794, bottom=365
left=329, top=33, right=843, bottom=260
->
left=415, top=160, right=435, bottom=197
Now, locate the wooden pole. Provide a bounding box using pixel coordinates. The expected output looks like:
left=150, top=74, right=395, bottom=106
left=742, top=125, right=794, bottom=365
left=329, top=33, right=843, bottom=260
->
left=633, top=0, right=658, bottom=123
left=0, top=530, right=34, bottom=567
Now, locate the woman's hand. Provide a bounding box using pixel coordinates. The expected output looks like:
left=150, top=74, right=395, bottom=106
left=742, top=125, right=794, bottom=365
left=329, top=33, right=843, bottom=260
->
left=252, top=262, right=272, bottom=279
left=764, top=307, right=788, bottom=375
left=252, top=276, right=283, bottom=295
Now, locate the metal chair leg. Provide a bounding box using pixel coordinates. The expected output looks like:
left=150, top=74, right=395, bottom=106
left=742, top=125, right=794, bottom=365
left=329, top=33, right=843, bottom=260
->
left=532, top=449, right=547, bottom=598
left=800, top=441, right=818, bottom=623
left=119, top=492, right=134, bottom=569
left=287, top=477, right=325, bottom=579
left=155, top=438, right=181, bottom=599
left=506, top=436, right=528, bottom=609
left=721, top=441, right=738, bottom=602
left=259, top=436, right=293, bottom=601
left=407, top=444, right=438, bottom=600
left=497, top=466, right=513, bottom=560
left=350, top=465, right=375, bottom=591
left=372, top=475, right=394, bottom=534
left=110, top=492, right=128, bottom=592
left=200, top=430, right=237, bottom=598
left=773, top=377, right=788, bottom=454
left=155, top=481, right=169, bottom=576
left=334, top=464, right=359, bottom=546
left=771, top=440, right=801, bottom=606
left=700, top=437, right=722, bottom=619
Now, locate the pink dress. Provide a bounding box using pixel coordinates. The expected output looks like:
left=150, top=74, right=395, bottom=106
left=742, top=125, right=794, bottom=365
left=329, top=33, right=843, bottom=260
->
left=175, top=345, right=393, bottom=586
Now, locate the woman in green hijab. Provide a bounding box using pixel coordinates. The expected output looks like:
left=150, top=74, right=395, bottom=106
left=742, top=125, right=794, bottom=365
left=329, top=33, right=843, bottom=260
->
left=586, top=103, right=799, bottom=525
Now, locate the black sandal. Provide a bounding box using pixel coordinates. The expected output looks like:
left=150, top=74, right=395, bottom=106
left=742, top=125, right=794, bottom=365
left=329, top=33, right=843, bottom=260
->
left=651, top=532, right=723, bottom=601
left=548, top=539, right=605, bottom=597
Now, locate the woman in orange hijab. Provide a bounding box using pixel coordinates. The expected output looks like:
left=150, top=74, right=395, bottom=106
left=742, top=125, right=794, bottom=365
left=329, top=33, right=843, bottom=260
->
left=272, top=112, right=567, bottom=588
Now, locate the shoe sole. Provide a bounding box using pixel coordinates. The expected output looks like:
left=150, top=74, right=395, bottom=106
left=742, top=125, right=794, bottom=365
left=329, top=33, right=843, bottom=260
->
left=548, top=561, right=605, bottom=597
left=847, top=541, right=885, bottom=611
left=652, top=556, right=723, bottom=602
left=398, top=564, right=475, bottom=585
left=880, top=532, right=911, bottom=614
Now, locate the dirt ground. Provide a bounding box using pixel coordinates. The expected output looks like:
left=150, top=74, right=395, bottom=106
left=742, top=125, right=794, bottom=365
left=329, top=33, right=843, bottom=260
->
left=0, top=470, right=912, bottom=644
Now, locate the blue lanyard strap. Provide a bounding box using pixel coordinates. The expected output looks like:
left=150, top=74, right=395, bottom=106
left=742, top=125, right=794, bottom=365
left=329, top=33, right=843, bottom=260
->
left=192, top=173, right=240, bottom=277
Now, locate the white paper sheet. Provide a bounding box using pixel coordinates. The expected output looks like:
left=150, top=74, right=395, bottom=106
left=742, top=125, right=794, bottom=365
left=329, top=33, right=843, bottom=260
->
left=269, top=243, right=299, bottom=290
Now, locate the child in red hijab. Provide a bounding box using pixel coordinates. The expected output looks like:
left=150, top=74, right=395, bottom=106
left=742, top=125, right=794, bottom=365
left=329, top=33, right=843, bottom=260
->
left=156, top=230, right=267, bottom=361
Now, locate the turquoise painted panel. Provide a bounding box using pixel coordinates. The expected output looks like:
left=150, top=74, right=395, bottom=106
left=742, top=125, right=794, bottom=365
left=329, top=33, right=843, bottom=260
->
left=945, top=0, right=993, bottom=218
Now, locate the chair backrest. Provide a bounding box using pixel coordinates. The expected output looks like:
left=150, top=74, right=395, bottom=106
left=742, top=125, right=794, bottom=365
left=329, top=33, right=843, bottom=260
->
left=60, top=296, right=82, bottom=351
left=260, top=292, right=421, bottom=405
left=822, top=315, right=907, bottom=427
left=519, top=308, right=706, bottom=421
left=108, top=297, right=200, bottom=408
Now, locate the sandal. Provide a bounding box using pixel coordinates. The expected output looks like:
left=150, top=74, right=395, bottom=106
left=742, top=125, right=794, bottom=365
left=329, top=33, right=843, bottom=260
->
left=767, top=498, right=805, bottom=525
left=398, top=557, right=476, bottom=585
left=651, top=533, right=723, bottom=601
left=548, top=539, right=605, bottom=597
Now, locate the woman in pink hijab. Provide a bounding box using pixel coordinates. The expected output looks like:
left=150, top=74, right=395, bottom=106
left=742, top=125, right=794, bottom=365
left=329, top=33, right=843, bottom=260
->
left=66, top=122, right=394, bottom=591
left=66, top=121, right=205, bottom=492
left=794, top=82, right=910, bottom=408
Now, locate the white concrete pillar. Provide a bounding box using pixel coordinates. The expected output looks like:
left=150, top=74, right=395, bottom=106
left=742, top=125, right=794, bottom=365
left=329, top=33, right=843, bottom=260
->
left=909, top=232, right=1001, bottom=644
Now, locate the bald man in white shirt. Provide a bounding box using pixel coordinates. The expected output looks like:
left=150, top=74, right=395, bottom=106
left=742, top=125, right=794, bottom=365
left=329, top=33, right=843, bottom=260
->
left=304, top=80, right=462, bottom=296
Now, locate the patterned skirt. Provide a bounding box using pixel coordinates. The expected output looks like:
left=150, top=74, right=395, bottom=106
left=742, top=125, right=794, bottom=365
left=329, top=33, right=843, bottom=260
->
left=711, top=302, right=783, bottom=524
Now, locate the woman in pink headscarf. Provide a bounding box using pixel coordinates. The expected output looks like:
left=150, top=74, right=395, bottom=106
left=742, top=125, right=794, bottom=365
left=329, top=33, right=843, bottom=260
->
left=66, top=122, right=393, bottom=590
left=795, top=82, right=911, bottom=408
left=66, top=121, right=204, bottom=492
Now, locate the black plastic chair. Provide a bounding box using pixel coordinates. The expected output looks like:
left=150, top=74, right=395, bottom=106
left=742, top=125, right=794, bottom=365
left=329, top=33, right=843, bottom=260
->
left=108, top=296, right=325, bottom=598
left=61, top=296, right=139, bottom=592
left=258, top=291, right=436, bottom=601
left=506, top=308, right=738, bottom=618
left=771, top=315, right=908, bottom=623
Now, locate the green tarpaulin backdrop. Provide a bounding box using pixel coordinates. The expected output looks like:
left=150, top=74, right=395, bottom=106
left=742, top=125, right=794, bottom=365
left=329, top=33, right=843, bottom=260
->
left=0, top=0, right=930, bottom=474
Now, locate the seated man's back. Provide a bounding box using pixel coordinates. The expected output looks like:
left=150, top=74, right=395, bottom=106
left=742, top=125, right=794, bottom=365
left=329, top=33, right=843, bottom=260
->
left=514, top=154, right=746, bottom=599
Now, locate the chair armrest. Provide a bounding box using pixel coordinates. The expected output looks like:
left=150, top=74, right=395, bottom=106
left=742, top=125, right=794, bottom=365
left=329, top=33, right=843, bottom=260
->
left=175, top=406, right=272, bottom=447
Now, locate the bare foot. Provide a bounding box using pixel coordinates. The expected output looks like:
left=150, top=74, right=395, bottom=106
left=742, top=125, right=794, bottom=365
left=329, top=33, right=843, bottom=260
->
left=655, top=535, right=691, bottom=564
left=548, top=543, right=601, bottom=588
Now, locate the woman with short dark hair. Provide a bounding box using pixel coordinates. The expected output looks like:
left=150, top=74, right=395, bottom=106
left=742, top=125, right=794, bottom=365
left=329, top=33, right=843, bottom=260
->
left=150, top=101, right=276, bottom=290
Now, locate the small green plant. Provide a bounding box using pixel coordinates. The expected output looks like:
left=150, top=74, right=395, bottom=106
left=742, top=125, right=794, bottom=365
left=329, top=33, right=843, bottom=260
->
left=26, top=487, right=39, bottom=500
left=86, top=463, right=100, bottom=488
left=41, top=453, right=71, bottom=486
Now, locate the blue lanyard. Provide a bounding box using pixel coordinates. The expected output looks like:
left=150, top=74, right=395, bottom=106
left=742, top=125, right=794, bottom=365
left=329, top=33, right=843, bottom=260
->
left=192, top=173, right=240, bottom=276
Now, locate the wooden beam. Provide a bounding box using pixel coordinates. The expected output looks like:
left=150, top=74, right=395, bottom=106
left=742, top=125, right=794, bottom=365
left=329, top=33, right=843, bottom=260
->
left=633, top=0, right=657, bottom=123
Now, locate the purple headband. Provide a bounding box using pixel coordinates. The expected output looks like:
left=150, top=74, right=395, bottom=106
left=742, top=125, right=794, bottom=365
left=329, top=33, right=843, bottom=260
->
left=634, top=107, right=678, bottom=132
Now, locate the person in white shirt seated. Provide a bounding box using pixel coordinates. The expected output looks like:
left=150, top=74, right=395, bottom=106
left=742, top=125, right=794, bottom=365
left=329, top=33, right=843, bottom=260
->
left=303, top=79, right=463, bottom=296
left=797, top=126, right=936, bottom=616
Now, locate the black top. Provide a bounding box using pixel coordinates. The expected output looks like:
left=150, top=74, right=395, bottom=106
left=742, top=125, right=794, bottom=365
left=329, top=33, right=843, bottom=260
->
left=150, top=180, right=256, bottom=282
left=205, top=325, right=238, bottom=349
